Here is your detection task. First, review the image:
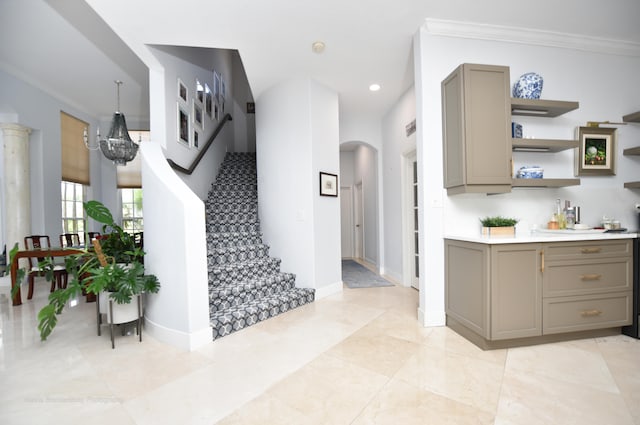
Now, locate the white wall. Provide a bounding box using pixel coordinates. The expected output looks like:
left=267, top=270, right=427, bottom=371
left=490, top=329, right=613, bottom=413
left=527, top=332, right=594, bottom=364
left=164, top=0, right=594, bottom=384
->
left=381, top=86, right=417, bottom=282
left=413, top=23, right=640, bottom=326
left=310, top=82, right=342, bottom=293
left=0, top=69, right=102, bottom=250
left=141, top=142, right=211, bottom=350
left=256, top=78, right=342, bottom=298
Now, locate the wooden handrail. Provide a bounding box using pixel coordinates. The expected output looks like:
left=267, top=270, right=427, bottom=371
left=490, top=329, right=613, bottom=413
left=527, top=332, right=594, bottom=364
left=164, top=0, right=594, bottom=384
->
left=167, top=113, right=233, bottom=174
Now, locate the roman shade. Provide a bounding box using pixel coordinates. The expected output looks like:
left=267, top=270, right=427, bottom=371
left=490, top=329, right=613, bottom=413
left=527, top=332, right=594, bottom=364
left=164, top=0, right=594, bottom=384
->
left=60, top=111, right=90, bottom=185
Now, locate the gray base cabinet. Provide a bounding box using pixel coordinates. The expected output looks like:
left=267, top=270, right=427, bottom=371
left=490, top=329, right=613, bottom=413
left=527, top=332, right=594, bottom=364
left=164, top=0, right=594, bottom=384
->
left=445, top=238, right=633, bottom=347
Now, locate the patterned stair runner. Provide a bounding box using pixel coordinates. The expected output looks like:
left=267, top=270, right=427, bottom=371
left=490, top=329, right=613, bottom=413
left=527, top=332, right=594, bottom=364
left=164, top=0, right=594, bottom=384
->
left=207, top=152, right=315, bottom=339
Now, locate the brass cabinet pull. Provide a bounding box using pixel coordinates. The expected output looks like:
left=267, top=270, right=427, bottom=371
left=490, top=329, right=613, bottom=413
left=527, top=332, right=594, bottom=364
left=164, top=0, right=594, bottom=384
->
left=581, top=247, right=602, bottom=254
left=580, top=274, right=602, bottom=281
left=581, top=309, right=603, bottom=317
left=540, top=249, right=544, bottom=273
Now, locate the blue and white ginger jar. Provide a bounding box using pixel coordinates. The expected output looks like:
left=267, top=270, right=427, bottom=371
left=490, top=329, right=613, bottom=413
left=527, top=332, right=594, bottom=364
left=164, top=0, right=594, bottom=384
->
left=512, top=72, right=543, bottom=99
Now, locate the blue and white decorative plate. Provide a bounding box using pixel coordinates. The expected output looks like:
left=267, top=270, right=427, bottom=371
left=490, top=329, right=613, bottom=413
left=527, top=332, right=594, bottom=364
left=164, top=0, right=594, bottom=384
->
left=513, top=72, right=543, bottom=99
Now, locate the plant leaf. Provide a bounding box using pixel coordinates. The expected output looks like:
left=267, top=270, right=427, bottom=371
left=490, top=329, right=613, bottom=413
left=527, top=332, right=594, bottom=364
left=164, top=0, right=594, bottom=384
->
left=84, top=200, right=114, bottom=225
left=9, top=242, right=26, bottom=299
left=37, top=304, right=58, bottom=341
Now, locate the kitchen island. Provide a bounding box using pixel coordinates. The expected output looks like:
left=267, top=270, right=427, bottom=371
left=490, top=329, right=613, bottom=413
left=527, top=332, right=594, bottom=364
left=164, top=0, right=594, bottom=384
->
left=444, top=231, right=637, bottom=349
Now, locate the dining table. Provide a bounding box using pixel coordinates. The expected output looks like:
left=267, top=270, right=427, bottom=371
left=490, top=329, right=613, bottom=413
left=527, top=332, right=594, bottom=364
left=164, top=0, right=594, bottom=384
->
left=9, top=247, right=84, bottom=306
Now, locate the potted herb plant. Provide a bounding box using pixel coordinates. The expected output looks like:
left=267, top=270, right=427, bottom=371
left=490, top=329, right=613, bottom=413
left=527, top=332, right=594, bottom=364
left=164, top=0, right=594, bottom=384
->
left=480, top=216, right=519, bottom=237
left=11, top=200, right=159, bottom=342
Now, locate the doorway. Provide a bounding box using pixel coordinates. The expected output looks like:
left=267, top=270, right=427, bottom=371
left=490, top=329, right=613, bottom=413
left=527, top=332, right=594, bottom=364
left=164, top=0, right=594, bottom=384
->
left=403, top=151, right=419, bottom=289
left=340, top=186, right=353, bottom=258
left=354, top=182, right=364, bottom=260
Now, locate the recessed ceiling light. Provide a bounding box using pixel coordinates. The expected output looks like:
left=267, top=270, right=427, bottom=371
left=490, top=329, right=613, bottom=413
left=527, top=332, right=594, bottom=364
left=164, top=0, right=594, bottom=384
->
left=312, top=41, right=325, bottom=54
left=369, top=84, right=381, bottom=92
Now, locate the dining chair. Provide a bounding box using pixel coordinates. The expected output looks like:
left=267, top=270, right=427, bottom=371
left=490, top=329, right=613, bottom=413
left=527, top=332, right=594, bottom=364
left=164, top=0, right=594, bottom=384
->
left=133, top=232, right=143, bottom=250
left=59, top=233, right=81, bottom=248
left=23, top=235, right=67, bottom=299
left=87, top=232, right=101, bottom=244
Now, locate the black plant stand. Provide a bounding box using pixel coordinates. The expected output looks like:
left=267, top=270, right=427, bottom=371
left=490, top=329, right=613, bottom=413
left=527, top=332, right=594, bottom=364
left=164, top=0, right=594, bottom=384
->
left=96, top=293, right=143, bottom=349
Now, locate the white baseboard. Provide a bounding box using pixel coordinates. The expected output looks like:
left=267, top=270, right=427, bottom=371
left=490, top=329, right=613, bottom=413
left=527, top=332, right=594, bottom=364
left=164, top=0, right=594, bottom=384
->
left=145, top=317, right=212, bottom=351
left=380, top=267, right=403, bottom=286
left=314, top=280, right=343, bottom=300
left=418, top=307, right=446, bottom=327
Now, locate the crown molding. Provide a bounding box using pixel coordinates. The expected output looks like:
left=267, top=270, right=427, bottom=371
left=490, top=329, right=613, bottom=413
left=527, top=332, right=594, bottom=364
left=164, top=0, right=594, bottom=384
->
left=425, top=18, right=640, bottom=57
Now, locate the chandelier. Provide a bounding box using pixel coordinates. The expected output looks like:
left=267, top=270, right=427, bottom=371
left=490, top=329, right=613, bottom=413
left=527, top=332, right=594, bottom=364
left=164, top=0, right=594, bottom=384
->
left=97, top=80, right=139, bottom=166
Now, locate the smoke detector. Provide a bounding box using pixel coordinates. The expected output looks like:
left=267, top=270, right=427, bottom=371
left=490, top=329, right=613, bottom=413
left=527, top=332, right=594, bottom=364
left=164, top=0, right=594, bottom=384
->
left=312, top=41, right=325, bottom=54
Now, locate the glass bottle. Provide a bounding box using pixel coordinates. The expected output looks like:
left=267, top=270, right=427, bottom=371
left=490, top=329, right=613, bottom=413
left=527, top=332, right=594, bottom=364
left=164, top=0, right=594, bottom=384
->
left=556, top=199, right=566, bottom=229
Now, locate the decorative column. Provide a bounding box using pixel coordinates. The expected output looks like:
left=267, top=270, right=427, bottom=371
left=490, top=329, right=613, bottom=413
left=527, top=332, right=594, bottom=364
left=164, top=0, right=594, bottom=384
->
left=1, top=123, right=31, bottom=258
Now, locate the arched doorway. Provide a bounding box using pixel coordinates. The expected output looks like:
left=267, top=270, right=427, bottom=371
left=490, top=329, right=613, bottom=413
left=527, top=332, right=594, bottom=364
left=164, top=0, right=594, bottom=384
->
left=339, top=141, right=379, bottom=269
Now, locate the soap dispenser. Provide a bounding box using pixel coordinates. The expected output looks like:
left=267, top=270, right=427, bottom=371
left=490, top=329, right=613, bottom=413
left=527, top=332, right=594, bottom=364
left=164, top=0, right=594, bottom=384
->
left=565, top=200, right=575, bottom=229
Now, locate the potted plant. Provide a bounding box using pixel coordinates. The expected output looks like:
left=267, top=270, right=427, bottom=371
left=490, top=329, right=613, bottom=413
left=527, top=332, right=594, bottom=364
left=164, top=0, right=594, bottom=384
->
left=480, top=216, right=519, bottom=237
left=11, top=200, right=159, bottom=343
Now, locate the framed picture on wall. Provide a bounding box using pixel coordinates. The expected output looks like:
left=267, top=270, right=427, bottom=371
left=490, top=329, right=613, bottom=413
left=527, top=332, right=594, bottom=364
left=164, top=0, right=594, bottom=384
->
left=177, top=102, right=189, bottom=145
left=319, top=172, right=338, bottom=197
left=575, top=126, right=616, bottom=176
left=177, top=78, right=188, bottom=103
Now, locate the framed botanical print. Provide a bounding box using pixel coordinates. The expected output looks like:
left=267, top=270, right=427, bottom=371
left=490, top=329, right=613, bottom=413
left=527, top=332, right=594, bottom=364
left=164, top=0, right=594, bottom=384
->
left=575, top=126, right=616, bottom=176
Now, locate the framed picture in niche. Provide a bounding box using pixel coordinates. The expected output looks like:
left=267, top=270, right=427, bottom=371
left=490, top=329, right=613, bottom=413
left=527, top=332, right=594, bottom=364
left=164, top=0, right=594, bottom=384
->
left=193, top=100, right=203, bottom=130
left=575, top=126, right=616, bottom=176
left=196, top=79, right=204, bottom=104
left=177, top=103, right=189, bottom=146
left=178, top=78, right=188, bottom=103
left=319, top=172, right=338, bottom=197
left=213, top=71, right=220, bottom=98
left=205, top=83, right=212, bottom=118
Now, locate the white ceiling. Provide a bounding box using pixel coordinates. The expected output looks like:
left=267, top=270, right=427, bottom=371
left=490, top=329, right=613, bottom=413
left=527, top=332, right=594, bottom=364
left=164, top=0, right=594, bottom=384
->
left=2, top=0, right=640, bottom=125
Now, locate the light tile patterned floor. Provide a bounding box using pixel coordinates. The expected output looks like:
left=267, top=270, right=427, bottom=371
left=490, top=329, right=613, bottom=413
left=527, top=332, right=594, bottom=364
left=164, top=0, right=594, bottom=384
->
left=1, top=280, right=639, bottom=424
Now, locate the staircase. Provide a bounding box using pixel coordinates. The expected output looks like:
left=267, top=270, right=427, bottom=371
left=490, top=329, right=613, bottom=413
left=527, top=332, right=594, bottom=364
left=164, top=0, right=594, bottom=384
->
left=206, top=152, right=315, bottom=340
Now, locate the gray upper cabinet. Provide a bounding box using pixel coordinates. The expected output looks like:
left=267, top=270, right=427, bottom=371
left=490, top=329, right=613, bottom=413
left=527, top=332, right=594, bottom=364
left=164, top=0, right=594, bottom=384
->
left=442, top=64, right=512, bottom=195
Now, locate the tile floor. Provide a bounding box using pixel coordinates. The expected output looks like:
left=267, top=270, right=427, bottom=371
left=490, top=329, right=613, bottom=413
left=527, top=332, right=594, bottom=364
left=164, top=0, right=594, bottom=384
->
left=1, top=279, right=640, bottom=424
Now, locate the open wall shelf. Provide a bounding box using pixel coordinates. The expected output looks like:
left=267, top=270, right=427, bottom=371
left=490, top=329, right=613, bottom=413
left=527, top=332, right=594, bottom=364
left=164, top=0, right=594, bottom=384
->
left=511, top=99, right=579, bottom=117
left=512, top=178, right=581, bottom=188
left=512, top=138, right=578, bottom=152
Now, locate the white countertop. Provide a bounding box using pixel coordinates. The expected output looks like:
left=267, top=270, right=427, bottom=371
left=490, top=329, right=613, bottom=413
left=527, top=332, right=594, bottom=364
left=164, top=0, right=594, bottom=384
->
left=444, top=229, right=638, bottom=244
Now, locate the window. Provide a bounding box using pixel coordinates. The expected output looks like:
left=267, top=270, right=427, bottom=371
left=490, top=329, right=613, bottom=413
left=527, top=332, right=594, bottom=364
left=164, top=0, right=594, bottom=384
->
left=61, top=181, right=85, bottom=239
left=121, top=188, right=143, bottom=234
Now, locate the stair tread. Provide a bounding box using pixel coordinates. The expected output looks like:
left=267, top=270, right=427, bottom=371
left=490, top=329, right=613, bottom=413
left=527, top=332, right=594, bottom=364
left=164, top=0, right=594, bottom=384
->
left=210, top=272, right=295, bottom=292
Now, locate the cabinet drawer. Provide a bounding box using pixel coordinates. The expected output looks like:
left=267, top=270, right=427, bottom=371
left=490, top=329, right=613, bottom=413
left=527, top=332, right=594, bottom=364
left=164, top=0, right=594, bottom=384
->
left=544, top=240, right=631, bottom=261
left=544, top=258, right=632, bottom=296
left=543, top=292, right=632, bottom=334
